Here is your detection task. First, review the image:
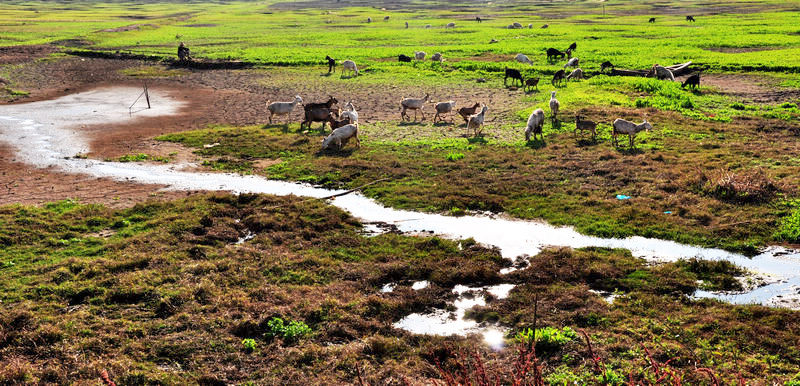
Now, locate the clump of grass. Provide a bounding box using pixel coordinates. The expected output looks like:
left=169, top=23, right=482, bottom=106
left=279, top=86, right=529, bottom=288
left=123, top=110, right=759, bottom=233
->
left=776, top=201, right=800, bottom=243
left=676, top=258, right=746, bottom=291
left=265, top=317, right=312, bottom=344
left=515, top=326, right=577, bottom=352
left=695, top=168, right=782, bottom=204
left=241, top=338, right=257, bottom=353
left=114, top=153, right=170, bottom=163
left=445, top=152, right=465, bottom=161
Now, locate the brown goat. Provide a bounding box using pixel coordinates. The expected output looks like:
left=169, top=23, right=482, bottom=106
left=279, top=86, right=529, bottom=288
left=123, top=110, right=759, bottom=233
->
left=458, top=102, right=481, bottom=124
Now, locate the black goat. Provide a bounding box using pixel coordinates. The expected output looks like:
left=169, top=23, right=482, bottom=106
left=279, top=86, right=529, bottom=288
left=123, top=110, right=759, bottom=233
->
left=649, top=17, right=656, bottom=23
left=551, top=69, right=566, bottom=87
left=504, top=67, right=524, bottom=87
left=476, top=16, right=482, bottom=23
left=682, top=73, right=701, bottom=89
left=546, top=48, right=566, bottom=62
left=325, top=55, right=336, bottom=73
left=398, top=54, right=412, bottom=63
left=600, top=61, right=614, bottom=73
left=567, top=42, right=577, bottom=52
left=686, top=15, right=696, bottom=22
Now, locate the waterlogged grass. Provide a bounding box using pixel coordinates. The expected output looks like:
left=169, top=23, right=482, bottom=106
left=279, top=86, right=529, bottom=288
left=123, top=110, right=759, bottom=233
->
left=1, top=197, right=797, bottom=383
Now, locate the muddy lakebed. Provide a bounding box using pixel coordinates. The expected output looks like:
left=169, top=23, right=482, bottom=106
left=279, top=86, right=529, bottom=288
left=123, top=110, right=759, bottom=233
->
left=1, top=86, right=798, bottom=347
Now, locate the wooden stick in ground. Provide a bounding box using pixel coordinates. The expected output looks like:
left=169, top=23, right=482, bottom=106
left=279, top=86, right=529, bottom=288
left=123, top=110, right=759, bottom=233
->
left=262, top=178, right=390, bottom=210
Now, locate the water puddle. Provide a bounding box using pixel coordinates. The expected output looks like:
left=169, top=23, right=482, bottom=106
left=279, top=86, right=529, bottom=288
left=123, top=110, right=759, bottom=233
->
left=1, top=87, right=799, bottom=347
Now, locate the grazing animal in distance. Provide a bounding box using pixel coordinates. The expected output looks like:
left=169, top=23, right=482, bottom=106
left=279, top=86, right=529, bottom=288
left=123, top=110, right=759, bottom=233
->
left=528, top=23, right=533, bottom=29
left=458, top=102, right=481, bottom=124
left=177, top=42, right=190, bottom=62
left=566, top=48, right=574, bottom=59
left=549, top=91, right=560, bottom=122
left=425, top=24, right=431, bottom=28
left=525, top=108, right=545, bottom=141
left=551, top=69, right=566, bottom=87
left=649, top=17, right=656, bottom=23
left=567, top=68, right=584, bottom=81
left=446, top=22, right=456, bottom=28
left=341, top=60, right=359, bottom=77
left=567, top=42, right=577, bottom=52
left=504, top=67, right=524, bottom=87
left=647, top=64, right=675, bottom=81
left=682, top=73, right=701, bottom=89
left=325, top=55, right=336, bottom=73
left=398, top=54, right=412, bottom=62
left=546, top=48, right=565, bottom=61
left=574, top=115, right=597, bottom=140
left=686, top=15, right=696, bottom=22
left=612, top=118, right=652, bottom=148
left=400, top=93, right=430, bottom=121
left=434, top=101, right=457, bottom=123
left=431, top=52, right=443, bottom=62
left=384, top=16, right=390, bottom=21
left=340, top=101, right=359, bottom=123
left=515, top=53, right=533, bottom=65
left=524, top=77, right=540, bottom=92
left=476, top=16, right=482, bottom=23
left=367, top=17, right=372, bottom=23
left=600, top=61, right=614, bottom=73
left=302, top=96, right=339, bottom=131
left=467, top=105, right=489, bottom=136
left=405, top=21, right=409, bottom=28
left=266, top=95, right=303, bottom=124
left=415, top=51, right=426, bottom=61
left=564, top=57, right=579, bottom=68
left=541, top=24, right=549, bottom=28
left=321, top=123, right=360, bottom=151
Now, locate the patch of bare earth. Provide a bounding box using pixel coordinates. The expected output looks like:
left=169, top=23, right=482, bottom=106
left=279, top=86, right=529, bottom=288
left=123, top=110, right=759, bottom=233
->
left=697, top=74, right=800, bottom=103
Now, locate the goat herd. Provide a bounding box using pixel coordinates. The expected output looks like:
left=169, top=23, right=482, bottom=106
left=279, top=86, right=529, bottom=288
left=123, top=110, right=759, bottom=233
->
left=265, top=19, right=707, bottom=152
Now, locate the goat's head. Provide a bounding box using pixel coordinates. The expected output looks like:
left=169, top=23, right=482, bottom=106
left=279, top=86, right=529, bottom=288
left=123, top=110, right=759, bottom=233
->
left=295, top=95, right=303, bottom=104
left=642, top=119, right=653, bottom=132
left=327, top=96, right=338, bottom=105
left=551, top=91, right=557, bottom=98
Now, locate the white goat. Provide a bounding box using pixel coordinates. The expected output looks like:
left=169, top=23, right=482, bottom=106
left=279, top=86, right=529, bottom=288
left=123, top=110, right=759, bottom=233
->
left=528, top=23, right=533, bottom=28
left=431, top=52, right=443, bottom=62
left=549, top=91, right=560, bottom=122
left=647, top=64, right=675, bottom=81
left=341, top=60, right=359, bottom=77
left=515, top=53, right=533, bottom=65
left=467, top=105, right=488, bottom=136
left=566, top=68, right=584, bottom=81
left=266, top=95, right=303, bottom=124
left=433, top=100, right=456, bottom=123
left=564, top=57, right=579, bottom=68
left=446, top=22, right=456, bottom=28
left=400, top=93, right=430, bottom=121
left=321, top=123, right=360, bottom=151
left=340, top=101, right=359, bottom=124
left=415, top=51, right=426, bottom=61
left=612, top=118, right=652, bottom=148
left=525, top=108, right=545, bottom=141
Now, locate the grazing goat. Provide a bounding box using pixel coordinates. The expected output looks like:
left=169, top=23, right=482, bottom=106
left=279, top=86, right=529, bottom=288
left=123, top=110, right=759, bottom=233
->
left=549, top=91, right=560, bottom=122
left=515, top=53, right=533, bottom=65
left=340, top=101, right=359, bottom=123
left=566, top=48, right=574, bottom=59
left=647, top=64, right=675, bottom=81
left=541, top=24, right=549, bottom=28
left=528, top=23, right=533, bottom=29
left=384, top=16, right=390, bottom=21
left=574, top=115, right=597, bottom=140
left=458, top=102, right=481, bottom=124
left=612, top=118, right=652, bottom=148
left=649, top=17, right=656, bottom=23
left=567, top=42, right=577, bottom=52
left=367, top=17, right=372, bottom=23
left=564, top=57, right=579, bottom=68
left=567, top=68, right=584, bottom=81
left=512, top=22, right=523, bottom=28
left=415, top=51, right=426, bottom=61
left=327, top=114, right=352, bottom=130
left=467, top=105, right=488, bottom=136
left=322, top=123, right=360, bottom=151
left=551, top=69, right=566, bottom=87
left=525, top=108, right=545, bottom=141
left=177, top=42, right=190, bottom=62
left=266, top=95, right=302, bottom=124
left=341, top=60, right=359, bottom=77
left=302, top=96, right=338, bottom=131
left=524, top=77, right=540, bottom=92
left=434, top=100, right=456, bottom=123
left=476, top=16, right=482, bottom=23
left=682, top=73, right=701, bottom=89
left=325, top=55, right=336, bottom=73
left=400, top=93, right=429, bottom=121
left=405, top=21, right=409, bottom=28
left=425, top=24, right=431, bottom=28
left=431, top=52, right=443, bottom=62
left=600, top=61, right=614, bottom=73
left=686, top=15, right=696, bottom=22
left=546, top=48, right=565, bottom=61
left=398, top=54, right=412, bottom=62
left=504, top=67, right=524, bottom=87
left=446, top=22, right=456, bottom=28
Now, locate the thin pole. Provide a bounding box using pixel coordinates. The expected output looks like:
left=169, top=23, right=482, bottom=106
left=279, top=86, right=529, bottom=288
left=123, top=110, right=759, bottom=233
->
left=144, top=82, right=151, bottom=109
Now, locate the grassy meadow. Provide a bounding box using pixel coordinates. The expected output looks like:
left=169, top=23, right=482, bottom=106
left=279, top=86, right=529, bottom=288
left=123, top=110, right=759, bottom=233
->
left=2, top=0, right=800, bottom=384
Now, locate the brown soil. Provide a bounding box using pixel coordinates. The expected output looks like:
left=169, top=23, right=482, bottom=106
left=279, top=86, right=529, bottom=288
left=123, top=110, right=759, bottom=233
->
left=0, top=45, right=60, bottom=65
left=698, top=74, right=800, bottom=103
left=98, top=23, right=158, bottom=33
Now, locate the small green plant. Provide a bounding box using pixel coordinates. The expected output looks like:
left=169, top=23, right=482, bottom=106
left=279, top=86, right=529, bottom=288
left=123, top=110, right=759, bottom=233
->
left=776, top=202, right=800, bottom=243
left=265, top=317, right=311, bottom=344
left=730, top=102, right=747, bottom=110
left=445, top=152, right=465, bottom=161
left=241, top=338, right=257, bottom=353
left=780, top=102, right=797, bottom=109
left=515, top=326, right=577, bottom=351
